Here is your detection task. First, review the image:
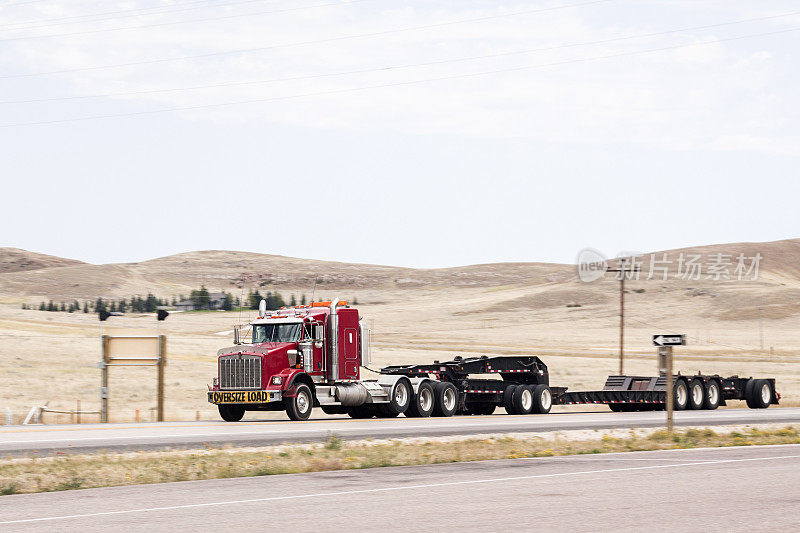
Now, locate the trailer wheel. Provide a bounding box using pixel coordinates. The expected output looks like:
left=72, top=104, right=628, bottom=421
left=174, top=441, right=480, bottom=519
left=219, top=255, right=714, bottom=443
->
left=673, top=380, right=689, bottom=411
left=688, top=379, right=705, bottom=410
left=218, top=404, right=245, bottom=422
left=748, top=379, right=772, bottom=409
left=433, top=382, right=458, bottom=417
left=744, top=379, right=756, bottom=408
left=532, top=385, right=552, bottom=414
left=388, top=379, right=412, bottom=415
left=609, top=403, right=623, bottom=412
left=512, top=385, right=534, bottom=415
left=405, top=382, right=434, bottom=418
left=703, top=380, right=721, bottom=410
left=285, top=384, right=313, bottom=421
left=503, top=385, right=518, bottom=415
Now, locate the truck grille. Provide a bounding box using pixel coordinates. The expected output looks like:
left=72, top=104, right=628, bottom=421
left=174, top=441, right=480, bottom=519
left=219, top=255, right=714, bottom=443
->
left=219, top=354, right=262, bottom=389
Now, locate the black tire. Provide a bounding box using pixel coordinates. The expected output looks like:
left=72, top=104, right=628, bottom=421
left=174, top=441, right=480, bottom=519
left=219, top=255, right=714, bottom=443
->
left=387, top=379, right=412, bottom=415
left=218, top=404, right=245, bottom=422
left=347, top=406, right=375, bottom=419
left=703, top=380, right=721, bottom=410
left=512, top=385, right=535, bottom=415
left=503, top=385, right=518, bottom=415
left=745, top=379, right=757, bottom=408
left=609, top=403, right=623, bottom=412
left=405, top=381, right=434, bottom=418
left=688, top=379, right=705, bottom=410
left=673, top=380, right=689, bottom=411
left=748, top=379, right=772, bottom=409
left=532, top=385, right=552, bottom=414
left=432, top=382, right=458, bottom=417
left=284, top=383, right=314, bottom=421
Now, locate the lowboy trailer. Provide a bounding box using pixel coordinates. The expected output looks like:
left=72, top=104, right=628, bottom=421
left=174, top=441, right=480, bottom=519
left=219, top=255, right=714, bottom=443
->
left=207, top=299, right=780, bottom=421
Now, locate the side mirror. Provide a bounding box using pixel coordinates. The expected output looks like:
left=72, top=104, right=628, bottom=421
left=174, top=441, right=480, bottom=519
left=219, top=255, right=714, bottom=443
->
left=233, top=327, right=241, bottom=345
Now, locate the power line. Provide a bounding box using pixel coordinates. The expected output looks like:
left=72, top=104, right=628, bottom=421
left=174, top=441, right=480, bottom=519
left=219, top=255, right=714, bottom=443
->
left=0, top=0, right=614, bottom=73
left=0, top=0, right=283, bottom=31
left=1, top=25, right=797, bottom=128
left=0, top=0, right=376, bottom=42
left=2, top=11, right=797, bottom=106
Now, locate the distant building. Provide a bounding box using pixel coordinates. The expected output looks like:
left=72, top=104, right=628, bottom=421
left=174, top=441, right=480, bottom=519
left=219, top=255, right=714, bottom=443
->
left=175, top=292, right=229, bottom=312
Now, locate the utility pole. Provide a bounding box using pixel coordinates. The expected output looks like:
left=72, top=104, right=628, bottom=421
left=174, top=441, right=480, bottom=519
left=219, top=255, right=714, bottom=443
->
left=607, top=258, right=639, bottom=375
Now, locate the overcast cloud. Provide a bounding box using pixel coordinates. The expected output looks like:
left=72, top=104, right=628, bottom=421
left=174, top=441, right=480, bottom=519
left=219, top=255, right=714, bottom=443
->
left=0, top=0, right=798, bottom=267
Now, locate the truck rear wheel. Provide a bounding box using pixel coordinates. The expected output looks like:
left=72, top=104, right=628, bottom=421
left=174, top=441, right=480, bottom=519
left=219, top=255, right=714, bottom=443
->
left=688, top=379, right=705, bottom=410
left=405, top=381, right=434, bottom=417
left=285, top=383, right=313, bottom=421
left=748, top=379, right=772, bottom=409
left=503, top=385, right=518, bottom=414
left=388, top=379, right=412, bottom=415
left=532, top=384, right=552, bottom=414
left=433, top=382, right=458, bottom=417
left=512, top=385, right=534, bottom=414
left=218, top=404, right=245, bottom=422
left=673, top=380, right=689, bottom=411
left=703, top=380, right=721, bottom=410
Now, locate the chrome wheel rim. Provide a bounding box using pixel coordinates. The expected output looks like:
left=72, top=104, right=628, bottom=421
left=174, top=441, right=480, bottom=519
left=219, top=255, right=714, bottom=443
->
left=708, top=384, right=719, bottom=405
left=676, top=385, right=687, bottom=406
left=761, top=384, right=771, bottom=404
left=419, top=388, right=433, bottom=411
left=394, top=383, right=408, bottom=407
left=443, top=387, right=456, bottom=411
left=520, top=389, right=532, bottom=411
left=541, top=388, right=552, bottom=410
left=297, top=391, right=310, bottom=414
left=692, top=384, right=703, bottom=405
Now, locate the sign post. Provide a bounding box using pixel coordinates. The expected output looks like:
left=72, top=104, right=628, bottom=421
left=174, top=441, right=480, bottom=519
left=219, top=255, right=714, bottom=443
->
left=655, top=334, right=686, bottom=433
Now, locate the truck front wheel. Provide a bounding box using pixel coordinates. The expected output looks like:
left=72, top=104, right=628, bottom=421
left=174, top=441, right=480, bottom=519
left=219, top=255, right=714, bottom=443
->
left=218, top=404, right=245, bottom=422
left=285, top=384, right=314, bottom=421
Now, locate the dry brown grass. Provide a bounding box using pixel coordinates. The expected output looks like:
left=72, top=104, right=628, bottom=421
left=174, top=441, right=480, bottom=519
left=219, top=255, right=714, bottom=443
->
left=1, top=426, right=798, bottom=496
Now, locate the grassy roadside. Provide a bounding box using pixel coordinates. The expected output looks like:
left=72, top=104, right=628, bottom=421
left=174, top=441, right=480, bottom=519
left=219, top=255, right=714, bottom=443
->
left=1, top=425, right=798, bottom=496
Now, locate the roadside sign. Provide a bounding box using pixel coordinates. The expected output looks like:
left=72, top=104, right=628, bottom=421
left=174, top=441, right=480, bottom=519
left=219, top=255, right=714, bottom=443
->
left=653, top=334, right=686, bottom=347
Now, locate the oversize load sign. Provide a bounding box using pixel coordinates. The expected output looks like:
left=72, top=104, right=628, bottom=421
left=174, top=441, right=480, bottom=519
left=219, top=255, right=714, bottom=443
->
left=208, top=390, right=273, bottom=404
left=653, top=334, right=686, bottom=346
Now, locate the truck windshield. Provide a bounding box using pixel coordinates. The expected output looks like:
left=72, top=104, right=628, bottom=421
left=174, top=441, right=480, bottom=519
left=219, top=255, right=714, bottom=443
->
left=252, top=323, right=302, bottom=343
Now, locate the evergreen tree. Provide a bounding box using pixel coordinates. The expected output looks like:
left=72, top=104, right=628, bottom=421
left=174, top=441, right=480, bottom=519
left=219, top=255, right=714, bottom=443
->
left=248, top=290, right=263, bottom=310
left=290, top=294, right=297, bottom=306
left=83, top=301, right=89, bottom=313
left=352, top=296, right=358, bottom=305
left=40, top=302, right=46, bottom=311
left=59, top=302, right=65, bottom=312
left=171, top=296, right=177, bottom=306
left=145, top=293, right=158, bottom=313
left=300, top=294, right=307, bottom=305
left=95, top=298, right=106, bottom=313
left=47, top=300, right=55, bottom=312
left=189, top=286, right=210, bottom=310
left=234, top=296, right=240, bottom=308
left=221, top=293, right=233, bottom=311
left=118, top=299, right=126, bottom=313
left=110, top=301, right=117, bottom=313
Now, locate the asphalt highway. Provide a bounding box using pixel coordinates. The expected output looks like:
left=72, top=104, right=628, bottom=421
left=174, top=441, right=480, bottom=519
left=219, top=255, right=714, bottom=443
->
left=1, top=444, right=798, bottom=531
left=1, top=407, right=798, bottom=456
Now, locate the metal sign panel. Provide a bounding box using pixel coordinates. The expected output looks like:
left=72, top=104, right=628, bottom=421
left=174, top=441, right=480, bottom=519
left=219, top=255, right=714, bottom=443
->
left=653, top=334, right=686, bottom=346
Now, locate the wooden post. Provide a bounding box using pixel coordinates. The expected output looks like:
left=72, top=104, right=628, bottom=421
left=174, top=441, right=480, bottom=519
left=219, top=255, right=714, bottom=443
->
left=101, top=335, right=110, bottom=423
left=157, top=335, right=166, bottom=422
left=664, top=346, right=674, bottom=433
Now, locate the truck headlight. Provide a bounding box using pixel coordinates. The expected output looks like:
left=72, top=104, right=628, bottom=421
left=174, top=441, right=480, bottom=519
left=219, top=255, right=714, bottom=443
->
left=271, top=376, right=283, bottom=385
left=213, top=377, right=219, bottom=387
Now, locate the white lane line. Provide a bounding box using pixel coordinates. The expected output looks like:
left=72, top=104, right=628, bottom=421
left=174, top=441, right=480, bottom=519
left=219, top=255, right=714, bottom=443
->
left=1, top=453, right=798, bottom=525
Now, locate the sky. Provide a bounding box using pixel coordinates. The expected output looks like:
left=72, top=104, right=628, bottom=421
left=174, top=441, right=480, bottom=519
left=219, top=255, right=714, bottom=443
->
left=0, top=0, right=798, bottom=268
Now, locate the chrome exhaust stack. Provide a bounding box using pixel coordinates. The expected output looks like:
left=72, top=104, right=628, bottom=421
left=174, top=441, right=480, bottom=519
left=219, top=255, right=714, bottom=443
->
left=328, top=297, right=340, bottom=382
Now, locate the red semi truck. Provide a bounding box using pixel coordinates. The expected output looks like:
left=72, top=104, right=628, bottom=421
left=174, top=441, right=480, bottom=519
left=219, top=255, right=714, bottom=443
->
left=207, top=299, right=779, bottom=421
